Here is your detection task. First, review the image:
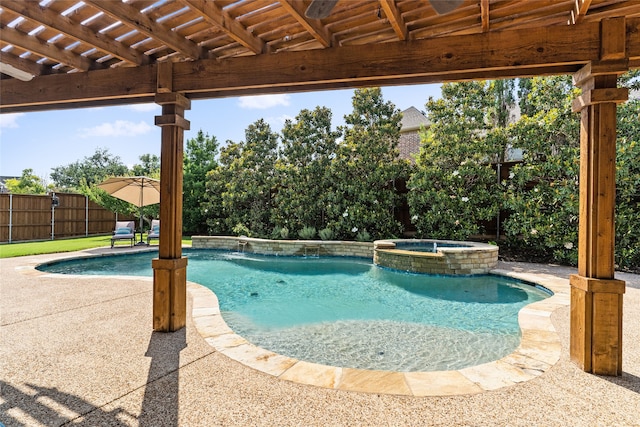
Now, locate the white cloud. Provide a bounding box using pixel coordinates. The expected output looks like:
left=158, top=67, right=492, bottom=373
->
left=78, top=120, right=153, bottom=138
left=124, top=103, right=159, bottom=113
left=266, top=114, right=294, bottom=130
left=0, top=113, right=24, bottom=129
left=238, top=94, right=291, bottom=109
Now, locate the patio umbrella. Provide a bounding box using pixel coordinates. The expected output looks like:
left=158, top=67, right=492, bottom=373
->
left=98, top=176, right=160, bottom=245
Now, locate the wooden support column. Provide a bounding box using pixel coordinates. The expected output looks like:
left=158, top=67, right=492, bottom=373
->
left=152, top=61, right=191, bottom=331
left=570, top=17, right=628, bottom=375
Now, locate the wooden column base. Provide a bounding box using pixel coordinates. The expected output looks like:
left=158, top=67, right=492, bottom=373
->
left=152, top=257, right=188, bottom=332
left=570, top=274, right=625, bottom=375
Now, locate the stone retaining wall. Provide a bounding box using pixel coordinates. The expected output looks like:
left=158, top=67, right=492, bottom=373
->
left=192, top=236, right=374, bottom=258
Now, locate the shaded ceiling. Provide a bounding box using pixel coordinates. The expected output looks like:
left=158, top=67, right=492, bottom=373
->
left=1, top=0, right=640, bottom=113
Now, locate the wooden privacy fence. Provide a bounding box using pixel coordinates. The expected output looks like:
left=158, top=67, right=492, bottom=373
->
left=0, top=193, right=127, bottom=243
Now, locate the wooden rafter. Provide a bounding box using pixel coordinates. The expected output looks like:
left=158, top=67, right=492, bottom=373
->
left=481, top=0, right=490, bottom=32
left=379, top=0, right=408, bottom=40
left=180, top=0, right=266, bottom=54
left=0, top=51, right=47, bottom=78
left=569, top=0, right=593, bottom=25
left=580, top=2, right=640, bottom=23
left=0, top=1, right=148, bottom=67
left=83, top=0, right=206, bottom=60
left=0, top=25, right=94, bottom=71
left=277, top=0, right=333, bottom=48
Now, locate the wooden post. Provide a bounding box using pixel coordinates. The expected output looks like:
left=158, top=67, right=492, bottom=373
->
left=152, top=62, right=191, bottom=331
left=570, top=18, right=628, bottom=375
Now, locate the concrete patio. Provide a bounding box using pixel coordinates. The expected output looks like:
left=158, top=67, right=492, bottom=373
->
left=1, top=248, right=639, bottom=426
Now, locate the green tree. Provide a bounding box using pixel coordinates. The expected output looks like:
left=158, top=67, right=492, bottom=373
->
left=204, top=141, right=239, bottom=235
left=130, top=153, right=160, bottom=177
left=4, top=168, right=48, bottom=194
left=408, top=81, right=504, bottom=240
left=272, top=107, right=341, bottom=235
left=503, top=76, right=581, bottom=264
left=329, top=88, right=409, bottom=240
left=489, top=79, right=516, bottom=131
left=517, top=78, right=535, bottom=117
left=78, top=178, right=135, bottom=219
left=50, top=147, right=128, bottom=190
left=183, top=130, right=219, bottom=235
left=614, top=71, right=640, bottom=270
left=208, top=119, right=279, bottom=237
left=54, top=151, right=159, bottom=227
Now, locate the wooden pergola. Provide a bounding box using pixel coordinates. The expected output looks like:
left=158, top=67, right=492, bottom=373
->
left=2, top=0, right=639, bottom=376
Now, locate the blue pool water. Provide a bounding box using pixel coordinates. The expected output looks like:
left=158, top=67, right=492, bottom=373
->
left=395, top=241, right=470, bottom=253
left=40, top=250, right=550, bottom=371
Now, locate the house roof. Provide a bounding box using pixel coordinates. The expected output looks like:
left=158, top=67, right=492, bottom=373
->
left=1, top=1, right=640, bottom=113
left=400, top=106, right=430, bottom=132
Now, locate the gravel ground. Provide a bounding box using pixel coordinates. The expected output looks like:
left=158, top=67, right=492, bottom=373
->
left=1, top=251, right=638, bottom=426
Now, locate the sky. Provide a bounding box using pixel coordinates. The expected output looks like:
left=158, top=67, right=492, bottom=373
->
left=0, top=84, right=441, bottom=183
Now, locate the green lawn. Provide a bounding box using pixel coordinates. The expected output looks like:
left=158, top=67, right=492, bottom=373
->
left=0, top=235, right=192, bottom=258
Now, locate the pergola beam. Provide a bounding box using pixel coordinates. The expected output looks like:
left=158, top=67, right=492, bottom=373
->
left=7, top=17, right=640, bottom=112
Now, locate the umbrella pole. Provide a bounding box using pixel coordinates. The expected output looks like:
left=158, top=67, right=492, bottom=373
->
left=136, top=178, right=147, bottom=245
left=137, top=205, right=146, bottom=245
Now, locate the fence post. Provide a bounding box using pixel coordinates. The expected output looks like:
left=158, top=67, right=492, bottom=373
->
left=85, top=195, right=89, bottom=236
left=8, top=193, right=13, bottom=243
left=51, top=192, right=56, bottom=240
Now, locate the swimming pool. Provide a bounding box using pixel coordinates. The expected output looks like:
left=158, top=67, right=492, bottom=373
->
left=39, top=249, right=550, bottom=372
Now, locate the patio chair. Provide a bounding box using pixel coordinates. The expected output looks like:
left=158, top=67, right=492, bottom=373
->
left=111, top=221, right=136, bottom=248
left=147, top=219, right=160, bottom=245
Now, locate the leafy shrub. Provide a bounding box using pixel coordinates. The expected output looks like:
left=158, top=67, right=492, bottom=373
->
left=298, top=226, right=317, bottom=240
left=271, top=226, right=289, bottom=240
left=408, top=82, right=503, bottom=240
left=615, top=97, right=640, bottom=271
left=318, top=227, right=335, bottom=241
left=356, top=229, right=371, bottom=242
left=232, top=223, right=251, bottom=237
left=503, top=76, right=580, bottom=266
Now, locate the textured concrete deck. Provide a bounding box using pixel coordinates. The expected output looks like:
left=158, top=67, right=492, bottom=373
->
left=1, top=248, right=639, bottom=426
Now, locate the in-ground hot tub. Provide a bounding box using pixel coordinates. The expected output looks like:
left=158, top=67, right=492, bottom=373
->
left=374, top=239, right=498, bottom=275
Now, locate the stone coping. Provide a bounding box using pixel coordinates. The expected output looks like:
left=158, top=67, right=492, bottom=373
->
left=192, top=235, right=374, bottom=258
left=374, top=238, right=499, bottom=251
left=26, top=248, right=569, bottom=397
left=190, top=268, right=569, bottom=396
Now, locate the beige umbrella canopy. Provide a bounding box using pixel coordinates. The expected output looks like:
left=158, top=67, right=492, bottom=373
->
left=98, top=176, right=160, bottom=244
